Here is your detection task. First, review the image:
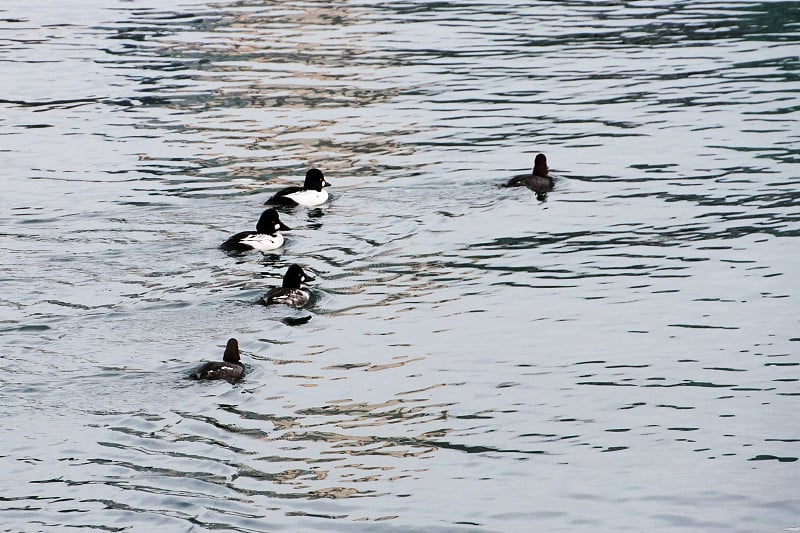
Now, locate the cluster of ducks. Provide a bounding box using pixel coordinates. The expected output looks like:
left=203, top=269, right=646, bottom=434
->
left=190, top=155, right=554, bottom=383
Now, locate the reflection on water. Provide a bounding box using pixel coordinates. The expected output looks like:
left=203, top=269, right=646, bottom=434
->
left=1, top=0, right=799, bottom=531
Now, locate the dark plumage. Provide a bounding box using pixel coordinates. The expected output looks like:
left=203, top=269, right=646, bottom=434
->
left=503, top=153, right=554, bottom=198
left=220, top=208, right=291, bottom=253
left=189, top=338, right=244, bottom=383
left=265, top=168, right=331, bottom=207
left=260, top=264, right=315, bottom=308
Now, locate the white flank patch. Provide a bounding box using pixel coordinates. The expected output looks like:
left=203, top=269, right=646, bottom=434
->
left=241, top=233, right=284, bottom=251
left=286, top=189, right=328, bottom=207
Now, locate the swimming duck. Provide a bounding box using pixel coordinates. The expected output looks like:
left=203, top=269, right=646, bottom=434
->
left=260, top=264, right=315, bottom=308
left=265, top=168, right=330, bottom=207
left=503, top=153, right=554, bottom=197
left=189, top=338, right=244, bottom=382
left=220, top=208, right=290, bottom=252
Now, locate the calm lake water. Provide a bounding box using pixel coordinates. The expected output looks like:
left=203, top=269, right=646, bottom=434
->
left=1, top=1, right=799, bottom=531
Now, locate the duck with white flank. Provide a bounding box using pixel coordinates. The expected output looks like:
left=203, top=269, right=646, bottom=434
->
left=189, top=338, right=244, bottom=382
left=265, top=168, right=330, bottom=207
left=220, top=208, right=290, bottom=253
left=260, top=264, right=315, bottom=308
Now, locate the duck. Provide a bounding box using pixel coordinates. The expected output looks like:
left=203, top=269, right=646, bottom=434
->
left=503, top=153, right=554, bottom=197
left=265, top=168, right=331, bottom=207
left=260, top=264, right=315, bottom=308
left=189, top=338, right=244, bottom=382
left=220, top=208, right=290, bottom=253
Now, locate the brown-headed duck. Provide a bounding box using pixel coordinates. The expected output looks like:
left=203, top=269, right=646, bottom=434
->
left=503, top=153, right=554, bottom=197
left=189, top=338, right=244, bottom=382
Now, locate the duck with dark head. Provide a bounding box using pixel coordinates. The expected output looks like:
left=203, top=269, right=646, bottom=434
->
left=189, top=338, right=244, bottom=383
left=266, top=168, right=331, bottom=207
left=260, top=264, right=315, bottom=308
left=219, top=208, right=291, bottom=253
left=503, top=153, right=554, bottom=200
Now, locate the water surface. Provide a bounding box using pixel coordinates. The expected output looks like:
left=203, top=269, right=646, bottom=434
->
left=1, top=1, right=799, bottom=531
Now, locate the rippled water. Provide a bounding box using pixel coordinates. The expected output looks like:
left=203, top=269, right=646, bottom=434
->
left=1, top=0, right=799, bottom=531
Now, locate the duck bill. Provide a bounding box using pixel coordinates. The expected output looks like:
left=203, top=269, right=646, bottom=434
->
left=279, top=222, right=291, bottom=231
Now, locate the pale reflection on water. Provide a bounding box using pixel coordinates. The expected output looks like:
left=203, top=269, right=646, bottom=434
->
left=1, top=0, right=799, bottom=531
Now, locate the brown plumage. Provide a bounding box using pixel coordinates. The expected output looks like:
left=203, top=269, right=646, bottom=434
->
left=189, top=338, right=244, bottom=383
left=503, top=153, right=554, bottom=196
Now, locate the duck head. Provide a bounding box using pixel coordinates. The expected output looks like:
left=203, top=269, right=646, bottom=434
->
left=283, top=264, right=315, bottom=288
left=223, top=338, right=240, bottom=363
left=256, top=208, right=291, bottom=234
left=532, top=153, right=549, bottom=177
left=305, top=168, right=330, bottom=191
